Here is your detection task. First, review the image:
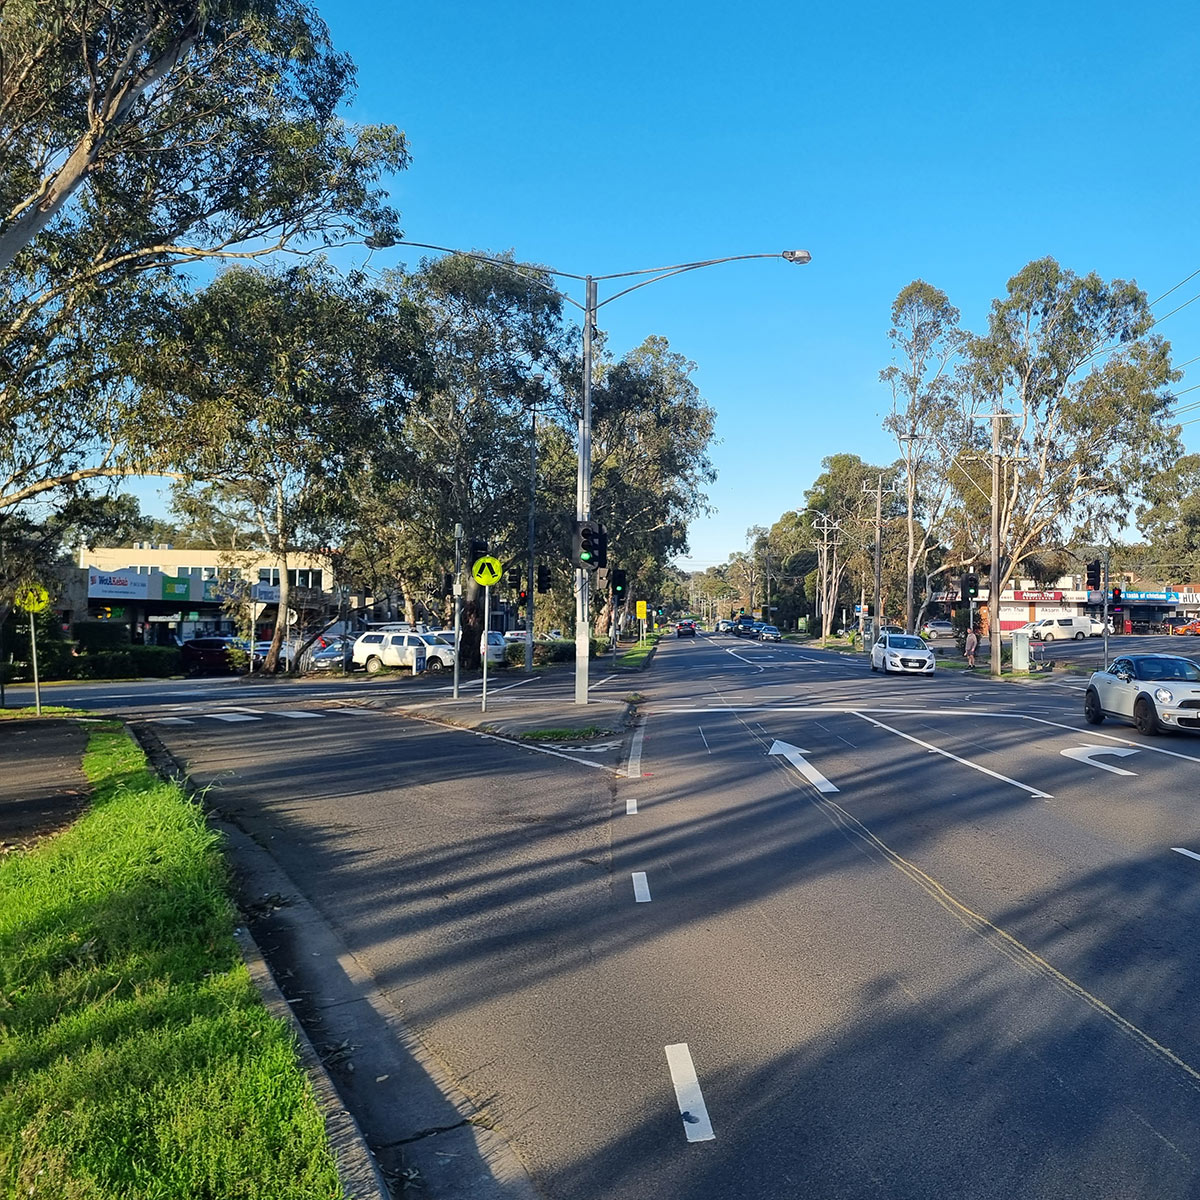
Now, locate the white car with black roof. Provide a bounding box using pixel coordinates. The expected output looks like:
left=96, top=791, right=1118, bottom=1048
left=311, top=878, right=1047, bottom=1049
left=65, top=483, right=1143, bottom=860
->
left=1084, top=654, right=1200, bottom=735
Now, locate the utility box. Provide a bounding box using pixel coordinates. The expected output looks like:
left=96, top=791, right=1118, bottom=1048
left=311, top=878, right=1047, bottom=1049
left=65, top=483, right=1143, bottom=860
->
left=1011, top=628, right=1030, bottom=672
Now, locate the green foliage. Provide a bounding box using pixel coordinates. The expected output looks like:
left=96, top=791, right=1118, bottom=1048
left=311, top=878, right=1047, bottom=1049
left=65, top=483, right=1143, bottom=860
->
left=0, top=729, right=342, bottom=1198
left=73, top=622, right=130, bottom=653
left=1, top=0, right=407, bottom=514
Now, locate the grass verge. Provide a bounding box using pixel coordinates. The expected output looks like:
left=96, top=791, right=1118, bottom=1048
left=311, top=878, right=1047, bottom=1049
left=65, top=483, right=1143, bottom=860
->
left=616, top=635, right=659, bottom=669
left=0, top=705, right=87, bottom=721
left=520, top=725, right=610, bottom=741
left=0, top=727, right=344, bottom=1199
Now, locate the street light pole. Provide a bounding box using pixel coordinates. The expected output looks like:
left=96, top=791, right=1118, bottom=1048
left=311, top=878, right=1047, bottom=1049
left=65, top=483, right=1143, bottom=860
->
left=396, top=242, right=811, bottom=703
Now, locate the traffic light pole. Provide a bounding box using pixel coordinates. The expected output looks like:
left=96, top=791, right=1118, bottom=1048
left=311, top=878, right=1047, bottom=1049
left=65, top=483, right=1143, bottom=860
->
left=574, top=277, right=596, bottom=706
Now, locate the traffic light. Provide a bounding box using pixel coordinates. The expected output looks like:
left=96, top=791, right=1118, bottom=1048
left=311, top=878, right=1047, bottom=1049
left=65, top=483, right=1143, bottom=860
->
left=595, top=524, right=609, bottom=568
left=960, top=574, right=979, bottom=603
left=612, top=569, right=627, bottom=597
left=536, top=564, right=550, bottom=593
left=470, top=537, right=488, bottom=563
left=571, top=519, right=600, bottom=569
left=506, top=567, right=520, bottom=588
left=865, top=603, right=874, bottom=617
left=656, top=606, right=664, bottom=617
left=518, top=589, right=528, bottom=607
left=1086, top=559, right=1101, bottom=589
left=1111, top=586, right=1122, bottom=605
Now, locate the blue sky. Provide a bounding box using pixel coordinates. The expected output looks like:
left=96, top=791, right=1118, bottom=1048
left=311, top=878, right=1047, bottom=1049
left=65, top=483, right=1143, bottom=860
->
left=164, top=1, right=1200, bottom=567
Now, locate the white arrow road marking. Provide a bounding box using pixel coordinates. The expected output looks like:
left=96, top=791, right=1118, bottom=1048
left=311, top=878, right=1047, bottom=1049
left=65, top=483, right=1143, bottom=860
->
left=664, top=1043, right=715, bottom=1142
left=768, top=740, right=839, bottom=793
left=1060, top=745, right=1140, bottom=776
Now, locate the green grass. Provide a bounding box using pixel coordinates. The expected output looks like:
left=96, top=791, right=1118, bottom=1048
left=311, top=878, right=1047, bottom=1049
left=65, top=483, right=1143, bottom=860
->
left=0, top=729, right=343, bottom=1199
left=520, top=725, right=611, bottom=741
left=0, top=706, right=88, bottom=720
left=616, top=635, right=659, bottom=669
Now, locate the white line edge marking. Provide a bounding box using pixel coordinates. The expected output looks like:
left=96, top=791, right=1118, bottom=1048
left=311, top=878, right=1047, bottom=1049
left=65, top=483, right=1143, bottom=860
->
left=853, top=712, right=1053, bottom=799
left=471, top=730, right=610, bottom=770
left=624, top=719, right=646, bottom=778
left=1172, top=847, right=1200, bottom=863
left=664, top=1043, right=715, bottom=1142
left=632, top=871, right=651, bottom=902
left=698, top=725, right=711, bottom=752
left=626, top=797, right=638, bottom=814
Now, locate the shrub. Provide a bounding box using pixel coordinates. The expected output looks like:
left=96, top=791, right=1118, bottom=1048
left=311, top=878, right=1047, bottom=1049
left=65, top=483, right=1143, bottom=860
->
left=74, top=621, right=132, bottom=652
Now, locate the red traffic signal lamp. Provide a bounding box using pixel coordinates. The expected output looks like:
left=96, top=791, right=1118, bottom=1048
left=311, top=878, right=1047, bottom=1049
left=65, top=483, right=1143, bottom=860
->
left=1111, top=586, right=1122, bottom=604
left=518, top=589, right=528, bottom=606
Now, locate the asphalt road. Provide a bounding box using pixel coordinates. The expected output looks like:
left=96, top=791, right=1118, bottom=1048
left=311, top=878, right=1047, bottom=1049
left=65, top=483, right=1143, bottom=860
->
left=17, top=636, right=1200, bottom=1199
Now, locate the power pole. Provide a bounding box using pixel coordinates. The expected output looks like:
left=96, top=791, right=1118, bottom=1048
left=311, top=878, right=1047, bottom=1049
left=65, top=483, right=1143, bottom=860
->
left=862, top=473, right=900, bottom=644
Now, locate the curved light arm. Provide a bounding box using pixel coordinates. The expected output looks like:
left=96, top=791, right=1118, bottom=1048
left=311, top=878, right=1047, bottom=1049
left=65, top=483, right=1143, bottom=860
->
left=597, top=251, right=810, bottom=309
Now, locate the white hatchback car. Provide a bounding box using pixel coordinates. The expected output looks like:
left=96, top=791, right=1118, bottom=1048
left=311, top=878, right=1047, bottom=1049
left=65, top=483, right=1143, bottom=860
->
left=1084, top=654, right=1200, bottom=735
left=352, top=630, right=455, bottom=674
left=871, top=633, right=936, bottom=674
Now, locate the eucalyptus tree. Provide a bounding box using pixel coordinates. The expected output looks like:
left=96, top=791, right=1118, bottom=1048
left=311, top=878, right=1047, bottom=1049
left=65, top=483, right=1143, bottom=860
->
left=1135, top=454, right=1200, bottom=584
left=587, top=335, right=717, bottom=630
left=0, top=0, right=406, bottom=513
left=966, top=258, right=1180, bottom=606
left=336, top=253, right=574, bottom=666
left=134, top=262, right=421, bottom=669
left=880, top=280, right=974, bottom=631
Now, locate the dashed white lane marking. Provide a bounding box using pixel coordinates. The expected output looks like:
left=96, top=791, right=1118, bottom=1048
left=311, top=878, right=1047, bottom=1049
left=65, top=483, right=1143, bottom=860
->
left=623, top=720, right=646, bottom=778
left=632, top=872, right=651, bottom=902
left=150, top=717, right=194, bottom=725
left=276, top=710, right=323, bottom=719
left=698, top=725, right=711, bottom=752
left=205, top=713, right=260, bottom=722
left=1172, top=847, right=1200, bottom=863
left=626, top=798, right=638, bottom=814
left=664, top=1043, right=715, bottom=1142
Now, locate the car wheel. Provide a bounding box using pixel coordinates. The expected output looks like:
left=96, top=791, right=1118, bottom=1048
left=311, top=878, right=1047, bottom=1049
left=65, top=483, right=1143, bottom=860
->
left=1083, top=688, right=1105, bottom=725
left=870, top=658, right=878, bottom=672
left=1074, top=631, right=1085, bottom=641
left=1133, top=696, right=1160, bottom=736
left=365, top=655, right=384, bottom=675
left=425, top=658, right=444, bottom=672
left=1043, top=631, right=1055, bottom=641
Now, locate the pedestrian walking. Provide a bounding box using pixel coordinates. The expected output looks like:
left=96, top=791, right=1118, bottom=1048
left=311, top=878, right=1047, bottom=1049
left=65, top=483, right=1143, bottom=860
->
left=965, top=627, right=978, bottom=669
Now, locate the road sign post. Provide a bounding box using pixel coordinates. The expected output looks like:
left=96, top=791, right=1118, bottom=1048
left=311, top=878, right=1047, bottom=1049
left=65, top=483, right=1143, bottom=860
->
left=472, top=555, right=502, bottom=713
left=14, top=583, right=49, bottom=716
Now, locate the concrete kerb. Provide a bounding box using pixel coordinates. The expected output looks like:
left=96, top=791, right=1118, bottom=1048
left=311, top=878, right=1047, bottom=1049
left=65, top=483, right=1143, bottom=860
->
left=131, top=723, right=542, bottom=1200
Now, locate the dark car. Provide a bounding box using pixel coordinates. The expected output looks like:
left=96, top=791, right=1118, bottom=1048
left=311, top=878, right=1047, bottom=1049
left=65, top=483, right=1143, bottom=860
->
left=734, top=620, right=762, bottom=638
left=181, top=637, right=249, bottom=675
left=676, top=621, right=696, bottom=638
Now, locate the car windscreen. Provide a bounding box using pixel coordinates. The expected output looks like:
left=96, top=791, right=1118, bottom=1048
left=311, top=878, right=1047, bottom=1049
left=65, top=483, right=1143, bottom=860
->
left=888, top=636, right=926, bottom=650
left=1137, top=658, right=1200, bottom=682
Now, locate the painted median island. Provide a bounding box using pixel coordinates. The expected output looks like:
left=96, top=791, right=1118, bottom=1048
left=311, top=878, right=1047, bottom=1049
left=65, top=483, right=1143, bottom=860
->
left=0, top=725, right=345, bottom=1198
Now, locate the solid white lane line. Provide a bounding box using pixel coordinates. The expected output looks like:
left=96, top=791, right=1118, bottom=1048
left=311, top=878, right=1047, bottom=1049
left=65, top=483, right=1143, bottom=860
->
left=1172, top=847, right=1200, bottom=863
left=854, top=712, right=1053, bottom=799
left=626, top=798, right=638, bottom=814
left=632, top=872, right=651, bottom=902
left=664, top=1044, right=715, bottom=1142
left=698, top=725, right=711, bottom=752
left=624, top=720, right=646, bottom=778
left=490, top=676, right=536, bottom=693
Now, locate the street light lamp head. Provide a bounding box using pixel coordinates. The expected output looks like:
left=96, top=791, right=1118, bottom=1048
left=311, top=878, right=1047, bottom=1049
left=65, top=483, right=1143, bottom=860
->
left=782, top=249, right=812, bottom=264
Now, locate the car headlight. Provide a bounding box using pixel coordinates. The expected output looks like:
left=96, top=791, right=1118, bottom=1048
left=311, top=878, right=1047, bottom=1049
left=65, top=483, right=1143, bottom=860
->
left=1155, top=687, right=1174, bottom=704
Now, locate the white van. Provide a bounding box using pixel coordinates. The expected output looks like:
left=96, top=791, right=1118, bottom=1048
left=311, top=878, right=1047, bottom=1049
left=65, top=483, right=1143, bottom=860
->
left=1030, top=615, right=1093, bottom=641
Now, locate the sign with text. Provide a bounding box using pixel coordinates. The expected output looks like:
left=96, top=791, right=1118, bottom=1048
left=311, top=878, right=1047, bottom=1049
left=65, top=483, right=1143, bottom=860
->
left=88, top=570, right=150, bottom=599
left=1013, top=590, right=1063, bottom=601
left=636, top=600, right=647, bottom=619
